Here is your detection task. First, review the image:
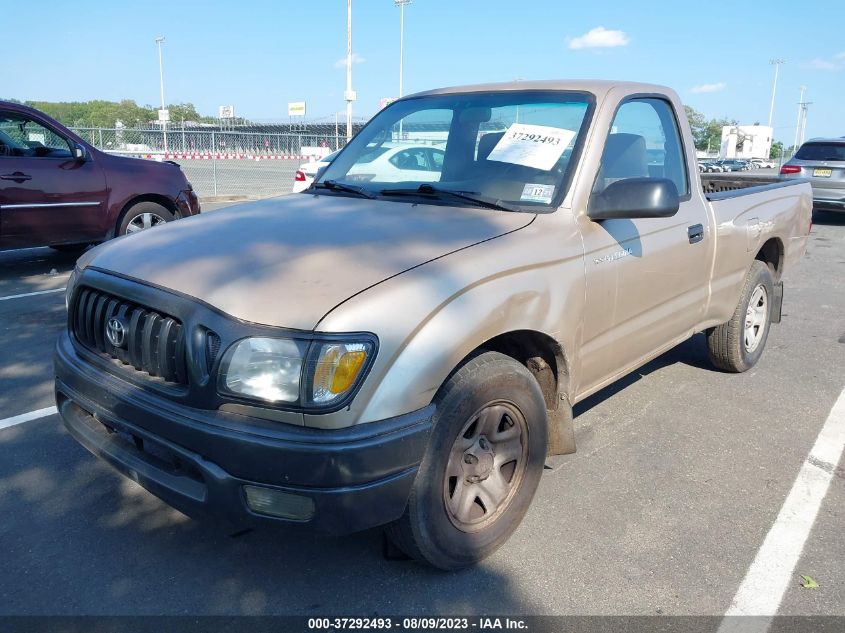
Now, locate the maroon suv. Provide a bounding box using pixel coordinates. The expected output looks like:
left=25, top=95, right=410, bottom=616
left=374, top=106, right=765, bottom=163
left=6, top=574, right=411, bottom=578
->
left=0, top=101, right=200, bottom=251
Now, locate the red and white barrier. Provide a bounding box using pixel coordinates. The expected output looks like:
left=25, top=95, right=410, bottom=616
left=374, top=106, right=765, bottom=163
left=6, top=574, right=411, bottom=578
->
left=162, top=153, right=313, bottom=161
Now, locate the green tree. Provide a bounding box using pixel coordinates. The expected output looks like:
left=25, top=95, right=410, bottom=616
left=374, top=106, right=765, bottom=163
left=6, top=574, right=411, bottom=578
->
left=10, top=99, right=220, bottom=127
left=770, top=141, right=784, bottom=160
left=684, top=105, right=708, bottom=150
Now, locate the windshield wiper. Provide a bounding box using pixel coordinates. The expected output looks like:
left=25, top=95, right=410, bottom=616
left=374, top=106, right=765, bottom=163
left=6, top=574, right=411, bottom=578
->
left=310, top=179, right=377, bottom=199
left=380, top=184, right=517, bottom=212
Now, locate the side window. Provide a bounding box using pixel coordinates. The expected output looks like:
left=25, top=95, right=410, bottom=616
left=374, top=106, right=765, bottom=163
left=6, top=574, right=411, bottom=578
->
left=428, top=148, right=444, bottom=170
left=389, top=148, right=430, bottom=171
left=0, top=113, right=72, bottom=159
left=595, top=98, right=688, bottom=196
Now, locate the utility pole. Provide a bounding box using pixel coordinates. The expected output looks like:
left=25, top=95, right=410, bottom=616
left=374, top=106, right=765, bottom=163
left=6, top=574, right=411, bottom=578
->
left=767, top=58, right=785, bottom=129
left=155, top=36, right=168, bottom=152
left=798, top=100, right=812, bottom=148
left=344, top=0, right=356, bottom=141
left=793, top=86, right=806, bottom=155
left=395, top=0, right=411, bottom=98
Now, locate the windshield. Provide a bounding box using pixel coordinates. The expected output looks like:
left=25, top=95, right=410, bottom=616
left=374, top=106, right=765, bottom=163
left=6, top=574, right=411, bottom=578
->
left=317, top=90, right=593, bottom=211
left=795, top=142, right=845, bottom=162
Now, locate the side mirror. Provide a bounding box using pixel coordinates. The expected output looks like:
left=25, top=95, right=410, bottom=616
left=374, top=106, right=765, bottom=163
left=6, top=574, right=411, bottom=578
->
left=588, top=178, right=680, bottom=221
left=72, top=143, right=87, bottom=162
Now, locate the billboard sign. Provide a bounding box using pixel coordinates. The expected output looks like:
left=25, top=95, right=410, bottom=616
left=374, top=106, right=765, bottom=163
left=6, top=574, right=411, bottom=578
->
left=288, top=101, right=307, bottom=117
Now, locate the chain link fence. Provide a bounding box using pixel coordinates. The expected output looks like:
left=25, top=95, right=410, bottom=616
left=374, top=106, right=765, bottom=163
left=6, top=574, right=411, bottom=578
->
left=70, top=123, right=368, bottom=199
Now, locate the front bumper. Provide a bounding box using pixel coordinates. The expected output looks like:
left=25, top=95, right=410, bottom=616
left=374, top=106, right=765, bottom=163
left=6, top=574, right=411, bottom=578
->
left=54, top=331, right=433, bottom=534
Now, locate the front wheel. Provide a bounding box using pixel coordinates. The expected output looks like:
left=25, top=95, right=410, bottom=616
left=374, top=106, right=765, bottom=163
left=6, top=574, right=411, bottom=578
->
left=386, top=351, right=548, bottom=570
left=706, top=260, right=774, bottom=372
left=117, top=202, right=175, bottom=236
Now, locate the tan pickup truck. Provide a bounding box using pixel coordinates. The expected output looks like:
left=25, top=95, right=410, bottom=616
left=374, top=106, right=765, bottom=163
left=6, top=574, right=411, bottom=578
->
left=56, top=80, right=812, bottom=569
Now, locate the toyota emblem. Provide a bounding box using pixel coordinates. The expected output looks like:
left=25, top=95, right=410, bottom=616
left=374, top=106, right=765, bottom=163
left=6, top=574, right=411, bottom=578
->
left=106, top=317, right=127, bottom=348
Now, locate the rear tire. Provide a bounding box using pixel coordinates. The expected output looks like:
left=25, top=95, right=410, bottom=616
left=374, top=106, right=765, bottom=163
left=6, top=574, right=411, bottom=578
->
left=117, top=202, right=175, bottom=236
left=386, top=351, right=548, bottom=570
left=706, top=260, right=774, bottom=372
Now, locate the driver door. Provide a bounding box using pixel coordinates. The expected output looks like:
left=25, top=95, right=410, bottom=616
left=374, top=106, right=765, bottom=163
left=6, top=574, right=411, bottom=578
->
left=577, top=97, right=712, bottom=394
left=0, top=109, right=106, bottom=248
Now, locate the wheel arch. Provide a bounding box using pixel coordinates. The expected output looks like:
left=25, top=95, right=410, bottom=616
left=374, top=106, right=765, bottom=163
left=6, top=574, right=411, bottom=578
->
left=108, top=194, right=179, bottom=238
left=754, top=237, right=784, bottom=281
left=441, top=329, right=576, bottom=456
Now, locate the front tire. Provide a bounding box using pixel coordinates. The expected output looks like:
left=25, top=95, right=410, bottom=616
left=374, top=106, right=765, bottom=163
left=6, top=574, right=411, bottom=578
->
left=117, top=202, right=175, bottom=236
left=706, top=260, right=774, bottom=372
left=386, top=352, right=548, bottom=570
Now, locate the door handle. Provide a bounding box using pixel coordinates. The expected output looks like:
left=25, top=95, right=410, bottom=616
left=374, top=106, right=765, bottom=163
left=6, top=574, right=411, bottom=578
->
left=688, top=224, right=704, bottom=244
left=1, top=172, right=32, bottom=183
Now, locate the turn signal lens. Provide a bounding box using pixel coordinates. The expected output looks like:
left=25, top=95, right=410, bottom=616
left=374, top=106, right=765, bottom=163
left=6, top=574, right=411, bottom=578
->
left=310, top=342, right=371, bottom=404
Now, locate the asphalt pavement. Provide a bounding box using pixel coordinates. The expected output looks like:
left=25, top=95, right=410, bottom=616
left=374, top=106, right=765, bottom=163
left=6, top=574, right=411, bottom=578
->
left=0, top=204, right=842, bottom=617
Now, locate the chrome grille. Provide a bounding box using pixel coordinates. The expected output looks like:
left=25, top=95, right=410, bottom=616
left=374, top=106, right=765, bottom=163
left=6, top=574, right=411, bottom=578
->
left=72, top=287, right=187, bottom=384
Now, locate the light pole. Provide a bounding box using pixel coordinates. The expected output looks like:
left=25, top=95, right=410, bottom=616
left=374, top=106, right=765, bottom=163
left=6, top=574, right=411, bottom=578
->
left=344, top=0, right=356, bottom=141
left=767, top=58, right=785, bottom=129
left=395, top=0, right=411, bottom=98
left=155, top=36, right=168, bottom=151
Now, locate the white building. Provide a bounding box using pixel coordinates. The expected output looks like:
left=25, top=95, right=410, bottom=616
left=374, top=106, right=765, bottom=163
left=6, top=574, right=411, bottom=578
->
left=720, top=125, right=773, bottom=160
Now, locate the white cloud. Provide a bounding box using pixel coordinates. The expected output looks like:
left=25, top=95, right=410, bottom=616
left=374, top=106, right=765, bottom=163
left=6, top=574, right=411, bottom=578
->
left=801, top=52, right=845, bottom=71
left=334, top=52, right=365, bottom=69
left=690, top=82, right=727, bottom=94
left=568, top=27, right=629, bottom=50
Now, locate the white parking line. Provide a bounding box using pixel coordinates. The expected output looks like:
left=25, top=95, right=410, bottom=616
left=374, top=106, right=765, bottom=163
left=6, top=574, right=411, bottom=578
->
left=718, top=386, right=845, bottom=632
left=0, top=287, right=66, bottom=302
left=0, top=406, right=59, bottom=431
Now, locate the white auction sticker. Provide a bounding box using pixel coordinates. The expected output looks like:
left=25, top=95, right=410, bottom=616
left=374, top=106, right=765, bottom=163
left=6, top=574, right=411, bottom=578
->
left=520, top=183, right=555, bottom=204
left=486, top=123, right=576, bottom=171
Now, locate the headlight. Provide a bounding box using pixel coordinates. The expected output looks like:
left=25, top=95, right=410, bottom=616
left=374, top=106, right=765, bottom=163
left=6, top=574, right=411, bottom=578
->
left=218, top=336, right=375, bottom=409
left=65, top=267, right=81, bottom=310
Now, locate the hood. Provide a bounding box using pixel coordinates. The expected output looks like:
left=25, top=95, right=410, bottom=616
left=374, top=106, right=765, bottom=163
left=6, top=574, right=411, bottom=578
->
left=85, top=194, right=534, bottom=330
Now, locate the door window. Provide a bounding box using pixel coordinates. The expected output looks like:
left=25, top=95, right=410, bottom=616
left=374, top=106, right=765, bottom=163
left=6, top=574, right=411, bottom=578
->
left=0, top=112, right=72, bottom=159
left=595, top=98, right=688, bottom=196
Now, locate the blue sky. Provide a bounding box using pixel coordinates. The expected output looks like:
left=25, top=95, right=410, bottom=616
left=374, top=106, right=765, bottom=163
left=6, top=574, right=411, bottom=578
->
left=5, top=0, right=843, bottom=143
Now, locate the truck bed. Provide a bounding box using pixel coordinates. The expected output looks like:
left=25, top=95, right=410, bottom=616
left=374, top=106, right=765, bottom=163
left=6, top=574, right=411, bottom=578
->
left=701, top=174, right=793, bottom=199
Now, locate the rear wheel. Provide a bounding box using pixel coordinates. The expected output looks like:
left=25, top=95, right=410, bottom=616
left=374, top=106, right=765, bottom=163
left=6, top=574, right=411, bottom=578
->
left=706, top=260, right=774, bottom=372
left=386, top=351, right=548, bottom=570
left=117, top=202, right=174, bottom=236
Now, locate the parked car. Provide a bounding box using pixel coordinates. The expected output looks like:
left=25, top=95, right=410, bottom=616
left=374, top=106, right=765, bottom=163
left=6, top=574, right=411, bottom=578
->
left=699, top=160, right=721, bottom=173
left=292, top=150, right=339, bottom=193
left=717, top=159, right=748, bottom=172
left=0, top=101, right=199, bottom=252
left=780, top=138, right=845, bottom=211
left=345, top=143, right=446, bottom=183
left=56, top=80, right=811, bottom=570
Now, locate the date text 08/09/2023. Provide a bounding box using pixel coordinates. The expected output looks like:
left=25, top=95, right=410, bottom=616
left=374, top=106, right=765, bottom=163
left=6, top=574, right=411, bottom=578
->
left=307, top=617, right=529, bottom=630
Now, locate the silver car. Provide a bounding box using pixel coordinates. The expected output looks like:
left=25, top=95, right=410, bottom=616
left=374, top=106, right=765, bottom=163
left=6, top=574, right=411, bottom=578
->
left=780, top=138, right=845, bottom=211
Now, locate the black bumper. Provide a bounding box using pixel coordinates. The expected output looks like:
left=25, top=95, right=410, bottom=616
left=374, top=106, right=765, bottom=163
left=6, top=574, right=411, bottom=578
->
left=54, top=331, right=433, bottom=535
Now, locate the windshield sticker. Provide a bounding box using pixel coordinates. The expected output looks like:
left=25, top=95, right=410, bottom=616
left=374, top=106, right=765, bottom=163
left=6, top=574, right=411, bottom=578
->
left=486, top=123, right=576, bottom=171
left=520, top=183, right=555, bottom=204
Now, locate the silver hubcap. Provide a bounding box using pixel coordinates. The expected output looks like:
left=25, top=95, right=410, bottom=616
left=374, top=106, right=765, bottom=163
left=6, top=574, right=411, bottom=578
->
left=126, top=212, right=167, bottom=233
left=744, top=284, right=768, bottom=353
left=444, top=401, right=528, bottom=532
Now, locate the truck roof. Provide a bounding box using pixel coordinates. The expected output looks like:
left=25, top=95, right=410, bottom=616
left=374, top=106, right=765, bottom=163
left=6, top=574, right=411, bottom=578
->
left=405, top=79, right=675, bottom=100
